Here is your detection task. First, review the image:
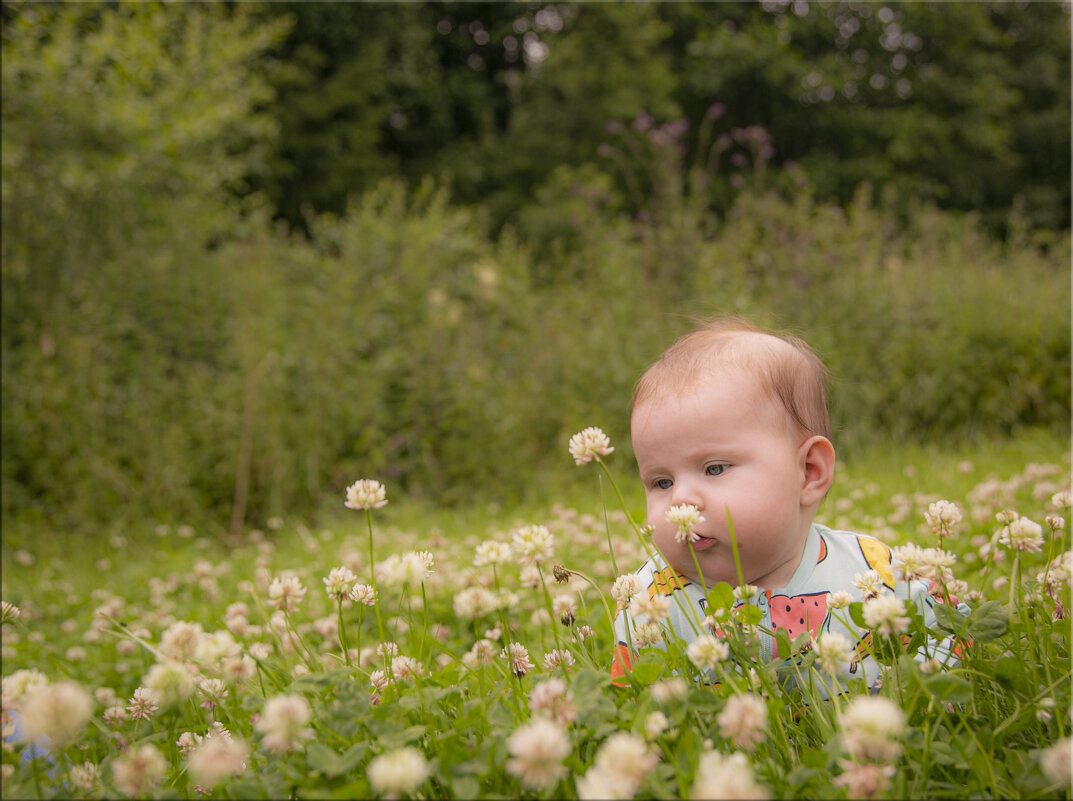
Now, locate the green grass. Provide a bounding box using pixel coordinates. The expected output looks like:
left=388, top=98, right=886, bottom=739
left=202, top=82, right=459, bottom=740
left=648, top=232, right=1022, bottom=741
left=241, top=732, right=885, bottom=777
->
left=1, top=430, right=1070, bottom=799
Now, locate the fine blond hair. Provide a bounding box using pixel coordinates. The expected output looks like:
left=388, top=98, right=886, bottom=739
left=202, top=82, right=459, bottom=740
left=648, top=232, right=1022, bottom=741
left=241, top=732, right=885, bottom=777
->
left=631, top=317, right=832, bottom=440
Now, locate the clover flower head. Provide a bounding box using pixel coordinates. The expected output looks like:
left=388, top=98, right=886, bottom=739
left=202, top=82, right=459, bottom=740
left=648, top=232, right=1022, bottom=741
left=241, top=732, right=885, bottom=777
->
left=924, top=500, right=962, bottom=537
left=686, top=633, right=730, bottom=671
left=512, top=524, right=556, bottom=565
left=20, top=681, right=94, bottom=747
left=999, top=515, right=1045, bottom=553
left=501, top=642, right=534, bottom=678
left=839, top=696, right=906, bottom=763
left=690, top=750, right=769, bottom=800
left=852, top=570, right=884, bottom=600
left=267, top=575, right=307, bottom=613
left=610, top=573, right=645, bottom=605
left=344, top=479, right=388, bottom=511
left=862, top=594, right=910, bottom=638
left=255, top=694, right=313, bottom=753
left=506, top=718, right=571, bottom=789
left=634, top=621, right=664, bottom=648
left=718, top=693, right=768, bottom=751
left=112, top=744, right=167, bottom=797
left=188, top=735, right=249, bottom=787
left=323, top=566, right=357, bottom=600
left=530, top=677, right=576, bottom=726
left=1, top=601, right=20, bottom=624
left=542, top=649, right=576, bottom=671
left=813, top=631, right=855, bottom=675
left=666, top=504, right=704, bottom=544
left=367, top=746, right=430, bottom=797
left=628, top=592, right=671, bottom=623
left=569, top=427, right=615, bottom=465
left=828, top=590, right=854, bottom=610
left=473, top=541, right=514, bottom=567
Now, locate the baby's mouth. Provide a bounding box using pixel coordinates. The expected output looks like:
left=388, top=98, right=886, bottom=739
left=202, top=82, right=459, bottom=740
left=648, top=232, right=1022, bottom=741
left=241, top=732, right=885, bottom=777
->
left=689, top=535, right=717, bottom=552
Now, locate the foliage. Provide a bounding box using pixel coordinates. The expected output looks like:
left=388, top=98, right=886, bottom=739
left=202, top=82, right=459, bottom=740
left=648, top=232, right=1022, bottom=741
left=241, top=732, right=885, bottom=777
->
left=1, top=2, right=1069, bottom=532
left=249, top=1, right=1070, bottom=234
left=0, top=440, right=1069, bottom=799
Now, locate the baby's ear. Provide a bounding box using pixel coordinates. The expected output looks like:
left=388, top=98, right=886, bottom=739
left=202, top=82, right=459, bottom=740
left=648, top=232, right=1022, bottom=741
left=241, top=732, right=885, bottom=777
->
left=800, top=436, right=835, bottom=507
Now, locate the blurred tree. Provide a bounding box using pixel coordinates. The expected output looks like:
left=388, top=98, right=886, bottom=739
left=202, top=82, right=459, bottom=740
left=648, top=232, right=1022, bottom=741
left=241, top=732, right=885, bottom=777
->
left=1, top=3, right=287, bottom=523
left=251, top=1, right=1069, bottom=236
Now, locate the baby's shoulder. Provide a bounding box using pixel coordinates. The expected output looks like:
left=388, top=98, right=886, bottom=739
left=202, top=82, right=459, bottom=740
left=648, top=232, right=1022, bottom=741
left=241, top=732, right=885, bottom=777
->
left=812, top=524, right=895, bottom=586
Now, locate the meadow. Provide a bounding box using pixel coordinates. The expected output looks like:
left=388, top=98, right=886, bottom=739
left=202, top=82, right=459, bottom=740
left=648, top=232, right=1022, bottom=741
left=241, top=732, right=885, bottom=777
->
left=1, top=429, right=1069, bottom=799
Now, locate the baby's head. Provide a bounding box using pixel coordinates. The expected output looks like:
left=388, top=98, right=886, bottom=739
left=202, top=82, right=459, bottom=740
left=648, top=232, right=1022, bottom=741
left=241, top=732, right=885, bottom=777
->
left=630, top=318, right=836, bottom=588
left=632, top=317, right=831, bottom=442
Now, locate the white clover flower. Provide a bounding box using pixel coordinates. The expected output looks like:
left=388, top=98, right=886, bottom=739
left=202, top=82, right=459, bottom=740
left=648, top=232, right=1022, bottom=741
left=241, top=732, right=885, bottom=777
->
left=367, top=746, right=430, bottom=797
left=453, top=587, right=499, bottom=620
left=390, top=655, right=423, bottom=682
left=349, top=583, right=377, bottom=606
left=160, top=620, right=205, bottom=661
left=112, top=744, right=167, bottom=797
left=188, top=735, right=249, bottom=787
left=255, top=694, right=313, bottom=753
left=267, top=575, right=307, bottom=613
left=690, top=750, right=769, bottom=799
left=1046, top=515, right=1066, bottom=533
left=569, top=427, right=615, bottom=465
left=686, top=634, right=730, bottom=671
left=473, top=540, right=514, bottom=567
left=512, top=525, right=555, bottom=565
left=650, top=677, right=688, bottom=703
left=369, top=670, right=390, bottom=692
left=717, top=693, right=768, bottom=751
left=20, top=681, right=94, bottom=747
left=733, top=584, right=760, bottom=602
left=828, top=590, right=854, bottom=610
left=1040, top=736, right=1072, bottom=788
left=813, top=631, right=855, bottom=675
left=1051, top=490, right=1072, bottom=509
left=462, top=639, right=496, bottom=669
left=852, top=570, right=884, bottom=600
left=506, top=718, right=571, bottom=789
left=838, top=695, right=906, bottom=763
left=126, top=687, right=159, bottom=721
left=344, top=479, right=388, bottom=510
left=644, top=710, right=669, bottom=740
left=1, top=602, right=20, bottom=624
left=378, top=551, right=434, bottom=587
left=142, top=661, right=195, bottom=707
left=197, top=677, right=228, bottom=711
left=323, top=566, right=357, bottom=600
left=501, top=642, right=534, bottom=678
left=70, top=762, right=99, bottom=793
left=634, top=621, right=664, bottom=648
left=627, top=592, right=671, bottom=623
left=1, top=668, right=48, bottom=708
left=862, top=595, right=910, bottom=638
left=999, top=516, right=1045, bottom=553
left=542, top=649, right=576, bottom=671
left=924, top=500, right=963, bottom=537
left=610, top=574, right=645, bottom=605
left=891, top=544, right=929, bottom=581
left=529, top=677, right=576, bottom=726
left=666, top=504, right=704, bottom=544
left=834, top=760, right=896, bottom=798
left=584, top=731, right=658, bottom=797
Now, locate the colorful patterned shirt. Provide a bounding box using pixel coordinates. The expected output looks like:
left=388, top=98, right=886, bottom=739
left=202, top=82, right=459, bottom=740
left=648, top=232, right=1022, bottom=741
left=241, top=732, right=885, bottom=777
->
left=611, top=523, right=969, bottom=694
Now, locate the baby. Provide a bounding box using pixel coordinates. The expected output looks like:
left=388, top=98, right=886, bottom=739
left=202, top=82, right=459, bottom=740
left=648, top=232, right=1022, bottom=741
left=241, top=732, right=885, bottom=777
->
left=611, top=318, right=968, bottom=693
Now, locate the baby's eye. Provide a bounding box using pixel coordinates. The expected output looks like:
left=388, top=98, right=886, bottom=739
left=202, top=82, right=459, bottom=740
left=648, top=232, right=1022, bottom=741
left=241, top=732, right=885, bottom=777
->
left=654, top=478, right=673, bottom=490
left=705, top=464, right=726, bottom=476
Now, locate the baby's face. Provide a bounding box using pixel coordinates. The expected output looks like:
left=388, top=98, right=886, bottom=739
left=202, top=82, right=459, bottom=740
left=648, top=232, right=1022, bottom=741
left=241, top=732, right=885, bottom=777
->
left=631, top=371, right=813, bottom=590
